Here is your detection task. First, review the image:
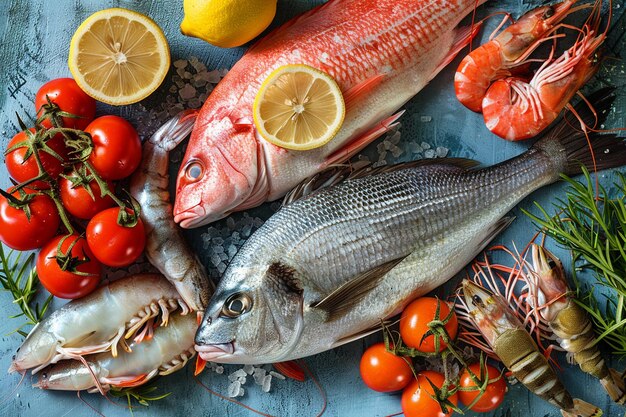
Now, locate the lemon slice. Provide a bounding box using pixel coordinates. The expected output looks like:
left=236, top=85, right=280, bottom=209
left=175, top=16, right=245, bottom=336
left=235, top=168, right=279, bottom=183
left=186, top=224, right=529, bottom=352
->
left=253, top=64, right=345, bottom=151
left=68, top=8, right=170, bottom=105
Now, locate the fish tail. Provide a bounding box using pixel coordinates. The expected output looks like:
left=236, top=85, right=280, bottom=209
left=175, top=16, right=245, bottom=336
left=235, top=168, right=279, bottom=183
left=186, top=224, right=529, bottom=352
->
left=560, top=399, right=603, bottom=417
left=531, top=87, right=626, bottom=176
left=601, top=369, right=626, bottom=404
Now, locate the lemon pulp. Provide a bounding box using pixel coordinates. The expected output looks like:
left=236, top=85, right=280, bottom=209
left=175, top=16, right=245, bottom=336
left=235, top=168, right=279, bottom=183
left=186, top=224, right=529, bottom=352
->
left=253, top=65, right=345, bottom=151
left=69, top=8, right=170, bottom=105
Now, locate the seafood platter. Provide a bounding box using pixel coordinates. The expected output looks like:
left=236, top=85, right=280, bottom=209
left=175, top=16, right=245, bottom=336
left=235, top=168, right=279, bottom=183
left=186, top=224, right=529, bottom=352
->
left=1, top=0, right=625, bottom=416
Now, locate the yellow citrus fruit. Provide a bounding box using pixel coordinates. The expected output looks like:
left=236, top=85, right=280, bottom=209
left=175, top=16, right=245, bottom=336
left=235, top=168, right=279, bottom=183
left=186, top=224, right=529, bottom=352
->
left=181, top=0, right=277, bottom=48
left=68, top=8, right=170, bottom=106
left=253, top=64, right=345, bottom=151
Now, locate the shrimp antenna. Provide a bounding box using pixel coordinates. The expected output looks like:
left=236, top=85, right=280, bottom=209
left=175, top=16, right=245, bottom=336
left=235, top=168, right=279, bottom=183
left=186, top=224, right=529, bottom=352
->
left=299, top=359, right=328, bottom=417
left=0, top=371, right=26, bottom=405
left=76, top=391, right=106, bottom=417
left=194, top=376, right=275, bottom=417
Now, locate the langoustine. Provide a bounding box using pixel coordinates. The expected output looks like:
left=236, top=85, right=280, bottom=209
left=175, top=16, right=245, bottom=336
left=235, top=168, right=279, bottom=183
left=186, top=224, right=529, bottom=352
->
left=33, top=312, right=197, bottom=393
left=9, top=274, right=189, bottom=374
left=130, top=111, right=214, bottom=313
left=174, top=0, right=488, bottom=228
left=527, top=244, right=626, bottom=404
left=461, top=279, right=601, bottom=417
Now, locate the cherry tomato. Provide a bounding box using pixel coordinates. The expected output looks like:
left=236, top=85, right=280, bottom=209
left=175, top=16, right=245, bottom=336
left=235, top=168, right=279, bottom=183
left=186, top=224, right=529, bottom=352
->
left=35, top=78, right=96, bottom=130
left=59, top=170, right=115, bottom=219
left=458, top=363, right=506, bottom=412
left=5, top=129, right=67, bottom=189
left=360, top=343, right=413, bottom=392
left=0, top=188, right=60, bottom=251
left=37, top=234, right=102, bottom=299
left=402, top=371, right=457, bottom=417
left=400, top=297, right=458, bottom=353
left=86, top=207, right=146, bottom=267
left=85, top=116, right=141, bottom=180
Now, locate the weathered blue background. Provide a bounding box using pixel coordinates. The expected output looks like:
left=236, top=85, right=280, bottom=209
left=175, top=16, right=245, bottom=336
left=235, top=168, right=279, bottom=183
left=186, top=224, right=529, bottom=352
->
left=0, top=0, right=625, bottom=416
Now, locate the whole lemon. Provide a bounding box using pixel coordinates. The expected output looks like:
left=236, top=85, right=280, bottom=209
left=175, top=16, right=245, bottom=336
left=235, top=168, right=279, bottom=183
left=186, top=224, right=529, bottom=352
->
left=181, top=0, right=277, bottom=48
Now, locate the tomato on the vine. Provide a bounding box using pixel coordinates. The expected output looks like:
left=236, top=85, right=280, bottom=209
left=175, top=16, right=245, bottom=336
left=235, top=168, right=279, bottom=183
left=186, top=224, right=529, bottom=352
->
left=59, top=169, right=115, bottom=219
left=85, top=116, right=141, bottom=180
left=86, top=207, right=146, bottom=267
left=400, top=297, right=458, bottom=353
left=360, top=343, right=413, bottom=392
left=37, top=234, right=102, bottom=299
left=402, top=371, right=457, bottom=417
left=35, top=78, right=96, bottom=130
left=458, top=363, right=506, bottom=412
left=5, top=129, right=67, bottom=189
left=0, top=188, right=60, bottom=251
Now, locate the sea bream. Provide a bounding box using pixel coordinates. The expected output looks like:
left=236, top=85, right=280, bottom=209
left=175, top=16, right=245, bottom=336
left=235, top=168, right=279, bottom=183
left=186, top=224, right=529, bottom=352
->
left=194, top=90, right=626, bottom=364
left=173, top=0, right=486, bottom=228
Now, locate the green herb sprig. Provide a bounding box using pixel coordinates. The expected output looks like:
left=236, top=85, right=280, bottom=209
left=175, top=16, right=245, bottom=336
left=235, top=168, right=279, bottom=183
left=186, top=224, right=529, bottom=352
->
left=0, top=244, right=53, bottom=336
left=110, top=384, right=172, bottom=415
left=524, top=167, right=626, bottom=355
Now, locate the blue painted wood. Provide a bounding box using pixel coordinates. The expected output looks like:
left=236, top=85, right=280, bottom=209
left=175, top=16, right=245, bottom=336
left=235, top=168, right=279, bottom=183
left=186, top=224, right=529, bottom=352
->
left=0, top=1, right=625, bottom=416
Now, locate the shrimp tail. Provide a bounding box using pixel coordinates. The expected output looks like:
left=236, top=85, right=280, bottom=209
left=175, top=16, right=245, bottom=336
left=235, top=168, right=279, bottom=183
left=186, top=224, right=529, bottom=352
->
left=560, top=399, right=603, bottom=417
left=601, top=368, right=626, bottom=404
left=531, top=87, right=626, bottom=176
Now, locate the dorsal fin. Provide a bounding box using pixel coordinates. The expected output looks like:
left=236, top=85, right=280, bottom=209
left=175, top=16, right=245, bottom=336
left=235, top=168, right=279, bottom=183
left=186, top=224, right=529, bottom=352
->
left=282, top=158, right=480, bottom=206
left=311, top=258, right=405, bottom=322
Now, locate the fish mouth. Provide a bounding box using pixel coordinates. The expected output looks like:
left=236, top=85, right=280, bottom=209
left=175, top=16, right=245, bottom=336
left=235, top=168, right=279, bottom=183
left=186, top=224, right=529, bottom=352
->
left=174, top=203, right=207, bottom=228
left=195, top=342, right=235, bottom=362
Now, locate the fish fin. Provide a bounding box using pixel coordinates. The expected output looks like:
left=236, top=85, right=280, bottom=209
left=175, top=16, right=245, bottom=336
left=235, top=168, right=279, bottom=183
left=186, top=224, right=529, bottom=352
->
left=322, top=111, right=405, bottom=167
left=273, top=361, right=306, bottom=382
left=311, top=259, right=404, bottom=321
left=343, top=74, right=386, bottom=111
left=602, top=369, right=626, bottom=404
left=474, top=216, right=515, bottom=252
left=102, top=373, right=152, bottom=388
left=532, top=87, right=626, bottom=176
left=284, top=158, right=479, bottom=206
left=429, top=23, right=483, bottom=82
left=560, top=399, right=602, bottom=417
left=331, top=321, right=391, bottom=348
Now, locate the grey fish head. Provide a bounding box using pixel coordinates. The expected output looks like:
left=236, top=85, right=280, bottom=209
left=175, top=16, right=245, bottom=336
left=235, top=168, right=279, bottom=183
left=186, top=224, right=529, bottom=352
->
left=195, top=262, right=306, bottom=364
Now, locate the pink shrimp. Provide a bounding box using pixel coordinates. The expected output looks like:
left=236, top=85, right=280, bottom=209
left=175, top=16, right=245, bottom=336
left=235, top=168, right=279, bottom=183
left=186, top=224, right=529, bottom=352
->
left=482, top=0, right=607, bottom=141
left=455, top=0, right=577, bottom=112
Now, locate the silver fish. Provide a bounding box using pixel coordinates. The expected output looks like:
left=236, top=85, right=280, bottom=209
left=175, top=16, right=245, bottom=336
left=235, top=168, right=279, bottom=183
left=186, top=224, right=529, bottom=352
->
left=195, top=89, right=626, bottom=364
left=130, top=111, right=214, bottom=313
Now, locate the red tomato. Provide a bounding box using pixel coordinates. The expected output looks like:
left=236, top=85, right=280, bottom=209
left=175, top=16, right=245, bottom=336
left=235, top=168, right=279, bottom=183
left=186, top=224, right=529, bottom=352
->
left=402, top=371, right=457, bottom=417
left=0, top=188, right=60, bottom=251
left=5, top=129, right=67, bottom=189
left=35, top=78, right=96, bottom=130
left=458, top=363, right=506, bottom=412
left=86, top=207, right=146, bottom=267
left=400, top=297, right=458, bottom=353
left=59, top=170, right=115, bottom=219
left=360, top=343, right=413, bottom=392
left=37, top=234, right=102, bottom=299
left=85, top=116, right=141, bottom=180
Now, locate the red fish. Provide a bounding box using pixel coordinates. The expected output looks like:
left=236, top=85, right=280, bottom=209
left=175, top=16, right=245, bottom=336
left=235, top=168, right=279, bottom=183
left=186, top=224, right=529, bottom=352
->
left=174, top=0, right=484, bottom=228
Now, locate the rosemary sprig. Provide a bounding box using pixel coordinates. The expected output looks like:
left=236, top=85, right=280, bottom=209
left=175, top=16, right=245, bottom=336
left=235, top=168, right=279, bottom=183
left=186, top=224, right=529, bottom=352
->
left=0, top=244, right=53, bottom=336
left=110, top=383, right=172, bottom=415
left=524, top=167, right=626, bottom=355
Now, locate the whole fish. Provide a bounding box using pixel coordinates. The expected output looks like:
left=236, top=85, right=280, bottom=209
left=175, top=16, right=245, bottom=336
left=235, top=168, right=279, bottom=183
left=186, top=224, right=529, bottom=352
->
left=174, top=0, right=486, bottom=228
left=461, top=279, right=601, bottom=417
left=529, top=244, right=626, bottom=404
left=194, top=89, right=626, bottom=364
left=130, top=111, right=214, bottom=312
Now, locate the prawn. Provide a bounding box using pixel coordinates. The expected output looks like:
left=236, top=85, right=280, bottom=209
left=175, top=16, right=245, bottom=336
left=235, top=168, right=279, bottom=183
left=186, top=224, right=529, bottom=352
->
left=130, top=111, right=215, bottom=314
left=482, top=0, right=607, bottom=140
left=9, top=274, right=189, bottom=374
left=455, top=0, right=578, bottom=112
left=33, top=312, right=197, bottom=393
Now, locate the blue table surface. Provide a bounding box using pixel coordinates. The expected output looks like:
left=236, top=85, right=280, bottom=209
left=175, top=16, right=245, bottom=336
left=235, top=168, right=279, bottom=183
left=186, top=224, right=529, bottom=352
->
left=1, top=1, right=625, bottom=416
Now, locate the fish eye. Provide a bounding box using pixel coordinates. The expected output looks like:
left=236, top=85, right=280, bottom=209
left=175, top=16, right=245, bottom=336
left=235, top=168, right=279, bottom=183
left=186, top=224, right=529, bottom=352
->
left=185, top=160, right=204, bottom=182
left=221, top=293, right=253, bottom=318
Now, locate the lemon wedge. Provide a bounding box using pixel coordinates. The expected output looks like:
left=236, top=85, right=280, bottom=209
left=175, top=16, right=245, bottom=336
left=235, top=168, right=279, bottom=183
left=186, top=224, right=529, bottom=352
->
left=253, top=65, right=345, bottom=151
left=68, top=8, right=170, bottom=106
